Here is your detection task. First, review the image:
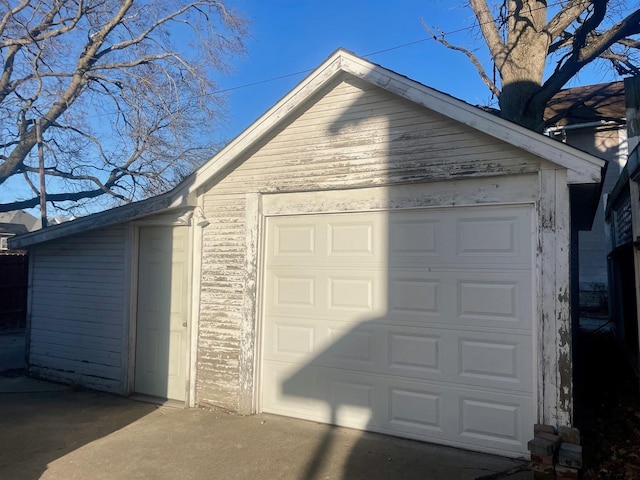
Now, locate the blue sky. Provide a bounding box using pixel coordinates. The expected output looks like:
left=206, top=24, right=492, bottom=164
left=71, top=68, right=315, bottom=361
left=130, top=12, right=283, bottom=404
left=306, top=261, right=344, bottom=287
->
left=212, top=0, right=620, bottom=144
left=213, top=1, right=493, bottom=142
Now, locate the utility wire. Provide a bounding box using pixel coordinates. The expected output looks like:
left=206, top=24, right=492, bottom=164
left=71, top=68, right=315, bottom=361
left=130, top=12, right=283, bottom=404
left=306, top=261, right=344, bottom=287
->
left=211, top=0, right=568, bottom=96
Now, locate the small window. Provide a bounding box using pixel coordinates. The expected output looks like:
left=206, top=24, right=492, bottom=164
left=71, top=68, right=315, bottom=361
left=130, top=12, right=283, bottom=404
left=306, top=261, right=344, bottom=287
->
left=0, top=237, right=8, bottom=250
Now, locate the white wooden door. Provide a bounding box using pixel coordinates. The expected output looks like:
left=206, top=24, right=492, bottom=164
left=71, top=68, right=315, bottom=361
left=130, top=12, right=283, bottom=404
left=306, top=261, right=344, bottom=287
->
left=135, top=226, right=189, bottom=401
left=261, top=206, right=534, bottom=456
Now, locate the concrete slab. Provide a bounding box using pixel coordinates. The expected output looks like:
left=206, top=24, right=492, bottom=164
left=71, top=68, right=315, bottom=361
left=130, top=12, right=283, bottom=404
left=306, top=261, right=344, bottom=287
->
left=0, top=375, right=69, bottom=393
left=0, top=331, right=25, bottom=372
left=0, top=388, right=532, bottom=480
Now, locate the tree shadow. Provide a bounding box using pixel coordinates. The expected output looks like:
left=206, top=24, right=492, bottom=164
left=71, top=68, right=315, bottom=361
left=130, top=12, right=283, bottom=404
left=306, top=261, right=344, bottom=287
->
left=263, top=74, right=538, bottom=478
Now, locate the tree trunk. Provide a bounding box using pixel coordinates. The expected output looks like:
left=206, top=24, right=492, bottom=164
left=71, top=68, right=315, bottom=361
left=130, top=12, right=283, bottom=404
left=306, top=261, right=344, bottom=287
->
left=499, top=81, right=547, bottom=132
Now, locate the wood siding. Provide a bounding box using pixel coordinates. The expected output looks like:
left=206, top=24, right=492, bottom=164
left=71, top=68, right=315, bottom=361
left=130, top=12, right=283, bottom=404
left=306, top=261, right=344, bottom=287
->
left=197, top=76, right=544, bottom=410
left=28, top=226, right=127, bottom=393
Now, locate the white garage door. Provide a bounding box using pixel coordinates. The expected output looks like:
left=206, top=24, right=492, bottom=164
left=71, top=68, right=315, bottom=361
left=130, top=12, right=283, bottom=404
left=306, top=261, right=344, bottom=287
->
left=261, top=205, right=534, bottom=456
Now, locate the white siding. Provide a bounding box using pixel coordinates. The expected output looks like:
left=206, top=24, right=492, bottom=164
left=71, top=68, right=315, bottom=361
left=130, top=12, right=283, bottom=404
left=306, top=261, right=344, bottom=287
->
left=28, top=226, right=127, bottom=393
left=197, top=76, right=543, bottom=410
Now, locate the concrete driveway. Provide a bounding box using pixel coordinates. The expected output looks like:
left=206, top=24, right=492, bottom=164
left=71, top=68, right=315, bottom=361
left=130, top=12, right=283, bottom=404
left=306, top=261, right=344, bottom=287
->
left=0, top=333, right=532, bottom=480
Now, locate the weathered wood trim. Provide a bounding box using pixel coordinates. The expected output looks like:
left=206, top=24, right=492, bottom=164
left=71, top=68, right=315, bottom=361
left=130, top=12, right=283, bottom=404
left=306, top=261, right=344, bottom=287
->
left=126, top=224, right=139, bottom=396
left=238, top=193, right=261, bottom=415
left=262, top=174, right=539, bottom=216
left=537, top=169, right=572, bottom=426
left=120, top=224, right=133, bottom=396
left=188, top=192, right=205, bottom=407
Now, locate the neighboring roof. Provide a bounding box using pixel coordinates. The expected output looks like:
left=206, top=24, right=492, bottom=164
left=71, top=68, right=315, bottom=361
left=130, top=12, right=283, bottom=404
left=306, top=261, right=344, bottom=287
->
left=0, top=210, right=41, bottom=231
left=0, top=223, right=29, bottom=236
left=11, top=48, right=607, bottom=249
left=545, top=81, right=626, bottom=127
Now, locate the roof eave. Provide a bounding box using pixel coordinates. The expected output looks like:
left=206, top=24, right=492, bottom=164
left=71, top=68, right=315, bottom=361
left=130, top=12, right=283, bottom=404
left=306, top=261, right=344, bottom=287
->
left=9, top=193, right=177, bottom=249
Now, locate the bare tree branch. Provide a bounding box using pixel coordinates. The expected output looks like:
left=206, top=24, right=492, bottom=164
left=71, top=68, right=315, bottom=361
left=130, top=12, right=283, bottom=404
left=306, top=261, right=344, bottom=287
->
left=545, top=0, right=591, bottom=40
left=0, top=0, right=247, bottom=215
left=430, top=1, right=640, bottom=131
left=422, top=19, right=500, bottom=97
left=469, top=0, right=509, bottom=71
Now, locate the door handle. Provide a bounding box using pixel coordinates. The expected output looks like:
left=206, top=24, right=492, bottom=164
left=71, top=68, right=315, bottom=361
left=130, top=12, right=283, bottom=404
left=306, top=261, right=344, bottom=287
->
left=182, top=322, right=188, bottom=327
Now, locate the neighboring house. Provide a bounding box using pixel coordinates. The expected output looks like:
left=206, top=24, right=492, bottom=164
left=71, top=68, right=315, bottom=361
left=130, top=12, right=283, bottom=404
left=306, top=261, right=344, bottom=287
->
left=0, top=222, right=28, bottom=252
left=0, top=210, right=40, bottom=251
left=544, top=82, right=627, bottom=311
left=605, top=76, right=640, bottom=376
left=10, top=49, right=606, bottom=458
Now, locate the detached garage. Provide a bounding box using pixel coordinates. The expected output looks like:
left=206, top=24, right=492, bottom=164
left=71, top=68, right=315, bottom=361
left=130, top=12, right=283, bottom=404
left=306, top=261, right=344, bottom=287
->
left=12, top=49, right=605, bottom=458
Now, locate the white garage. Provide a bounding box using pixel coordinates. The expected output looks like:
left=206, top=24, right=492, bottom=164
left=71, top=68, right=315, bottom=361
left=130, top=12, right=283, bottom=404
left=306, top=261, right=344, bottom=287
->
left=14, top=49, right=605, bottom=459
left=261, top=205, right=534, bottom=455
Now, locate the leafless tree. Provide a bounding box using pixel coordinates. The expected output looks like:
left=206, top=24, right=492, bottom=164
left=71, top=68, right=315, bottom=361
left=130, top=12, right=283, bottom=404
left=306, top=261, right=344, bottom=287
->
left=425, top=1, right=640, bottom=132
left=0, top=0, right=247, bottom=214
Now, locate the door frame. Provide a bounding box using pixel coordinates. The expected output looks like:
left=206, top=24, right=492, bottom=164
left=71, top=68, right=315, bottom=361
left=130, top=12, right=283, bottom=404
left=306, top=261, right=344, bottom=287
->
left=125, top=210, right=196, bottom=406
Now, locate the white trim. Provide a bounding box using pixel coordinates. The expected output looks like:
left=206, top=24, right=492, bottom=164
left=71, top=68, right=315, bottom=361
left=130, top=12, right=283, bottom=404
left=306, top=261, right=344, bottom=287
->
left=238, top=193, right=262, bottom=415
left=126, top=224, right=140, bottom=396
left=536, top=169, right=572, bottom=425
left=262, top=174, right=539, bottom=216
left=185, top=222, right=195, bottom=407
left=188, top=191, right=205, bottom=407
left=256, top=195, right=538, bottom=456
left=121, top=224, right=134, bottom=395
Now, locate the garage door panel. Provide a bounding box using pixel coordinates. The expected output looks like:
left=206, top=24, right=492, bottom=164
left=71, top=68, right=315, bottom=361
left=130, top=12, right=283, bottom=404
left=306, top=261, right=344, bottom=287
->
left=389, top=274, right=441, bottom=317
left=457, top=391, right=534, bottom=451
left=262, top=362, right=330, bottom=420
left=454, top=271, right=532, bottom=330
left=271, top=273, right=317, bottom=309
left=387, top=331, right=442, bottom=374
left=265, top=319, right=531, bottom=394
left=389, top=216, right=441, bottom=258
left=272, top=223, right=317, bottom=257
left=262, top=206, right=534, bottom=456
left=455, top=331, right=533, bottom=393
left=327, top=222, right=376, bottom=257
left=267, top=268, right=387, bottom=320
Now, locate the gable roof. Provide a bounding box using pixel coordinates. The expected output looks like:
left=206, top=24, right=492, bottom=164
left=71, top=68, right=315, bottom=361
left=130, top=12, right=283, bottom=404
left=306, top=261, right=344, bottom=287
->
left=11, top=48, right=606, bottom=249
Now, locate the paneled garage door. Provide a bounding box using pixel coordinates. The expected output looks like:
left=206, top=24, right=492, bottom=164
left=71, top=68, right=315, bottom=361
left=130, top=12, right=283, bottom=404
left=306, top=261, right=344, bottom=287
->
left=261, top=205, right=534, bottom=456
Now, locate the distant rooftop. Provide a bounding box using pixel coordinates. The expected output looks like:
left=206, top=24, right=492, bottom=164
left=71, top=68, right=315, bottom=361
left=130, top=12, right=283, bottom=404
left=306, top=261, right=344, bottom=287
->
left=545, top=81, right=626, bottom=127
left=0, top=222, right=29, bottom=236
left=0, top=210, right=41, bottom=232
